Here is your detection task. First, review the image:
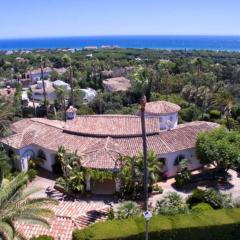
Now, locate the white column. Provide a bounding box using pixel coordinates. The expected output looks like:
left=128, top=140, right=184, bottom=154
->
left=86, top=175, right=91, bottom=191
left=115, top=177, right=121, bottom=192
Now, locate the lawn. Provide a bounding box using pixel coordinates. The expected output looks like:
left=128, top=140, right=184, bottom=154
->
left=73, top=208, right=240, bottom=240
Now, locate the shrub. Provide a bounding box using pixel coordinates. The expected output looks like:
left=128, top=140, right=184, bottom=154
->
left=174, top=158, right=191, bottom=188
left=55, top=177, right=66, bottom=188
left=201, top=113, right=210, bottom=121
left=175, top=170, right=191, bottom=188
left=209, top=109, right=221, bottom=119
left=191, top=203, right=213, bottom=212
left=107, top=207, right=115, bottom=220
left=116, top=201, right=141, bottom=219
left=187, top=189, right=233, bottom=209
left=30, top=235, right=54, bottom=240
left=155, top=192, right=189, bottom=215
left=28, top=169, right=37, bottom=181
left=152, top=184, right=163, bottom=194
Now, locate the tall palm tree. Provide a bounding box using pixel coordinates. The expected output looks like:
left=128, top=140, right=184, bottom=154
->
left=0, top=149, right=11, bottom=186
left=193, top=58, right=202, bottom=120
left=119, top=151, right=162, bottom=196
left=213, top=90, right=233, bottom=130
left=0, top=172, right=58, bottom=240
left=40, top=60, right=48, bottom=118
left=55, top=87, right=68, bottom=121
left=0, top=100, right=14, bottom=137
left=137, top=151, right=163, bottom=185
left=68, top=66, right=74, bottom=105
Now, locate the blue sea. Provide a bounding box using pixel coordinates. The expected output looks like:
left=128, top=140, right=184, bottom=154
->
left=1, top=35, right=240, bottom=51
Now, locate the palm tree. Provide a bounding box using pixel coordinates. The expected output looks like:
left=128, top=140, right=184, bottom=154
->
left=192, top=58, right=202, bottom=120
left=40, top=59, right=48, bottom=118
left=0, top=100, right=14, bottom=137
left=55, top=87, right=68, bottom=121
left=116, top=201, right=141, bottom=219
left=137, top=151, right=163, bottom=185
left=0, top=149, right=11, bottom=186
left=213, top=90, right=233, bottom=130
left=119, top=151, right=162, bottom=197
left=146, top=151, right=163, bottom=185
left=56, top=146, right=81, bottom=177
left=0, top=172, right=58, bottom=240
left=68, top=66, right=74, bottom=105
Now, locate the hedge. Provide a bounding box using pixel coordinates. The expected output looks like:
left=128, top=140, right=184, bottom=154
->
left=73, top=208, right=240, bottom=240
left=30, top=235, right=54, bottom=240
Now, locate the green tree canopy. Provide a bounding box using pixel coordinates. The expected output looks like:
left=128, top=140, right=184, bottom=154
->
left=196, top=127, right=240, bottom=171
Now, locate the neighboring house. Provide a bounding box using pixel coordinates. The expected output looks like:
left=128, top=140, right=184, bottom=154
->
left=21, top=90, right=29, bottom=106
left=25, top=67, right=67, bottom=81
left=20, top=79, right=32, bottom=88
left=53, top=80, right=71, bottom=92
left=103, top=77, right=131, bottom=92
left=1, top=101, right=218, bottom=195
left=16, top=57, right=29, bottom=63
left=25, top=67, right=52, bottom=81
left=83, top=46, right=98, bottom=50
left=80, top=88, right=97, bottom=101
left=86, top=54, right=93, bottom=58
left=30, top=80, right=56, bottom=103
left=52, top=67, right=67, bottom=75
left=101, top=67, right=134, bottom=79
left=5, top=50, right=14, bottom=55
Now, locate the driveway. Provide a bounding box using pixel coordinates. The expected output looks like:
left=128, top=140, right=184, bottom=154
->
left=149, top=169, right=240, bottom=207
left=16, top=170, right=115, bottom=240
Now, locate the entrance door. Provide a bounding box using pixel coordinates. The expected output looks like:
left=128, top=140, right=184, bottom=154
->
left=91, top=180, right=115, bottom=195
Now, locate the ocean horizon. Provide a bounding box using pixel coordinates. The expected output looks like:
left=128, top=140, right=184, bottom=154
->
left=1, top=35, right=240, bottom=51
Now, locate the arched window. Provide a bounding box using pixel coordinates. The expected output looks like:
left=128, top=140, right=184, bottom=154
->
left=174, top=154, right=185, bottom=166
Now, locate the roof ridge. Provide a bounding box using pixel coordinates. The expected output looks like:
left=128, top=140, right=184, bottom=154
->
left=30, top=118, right=65, bottom=130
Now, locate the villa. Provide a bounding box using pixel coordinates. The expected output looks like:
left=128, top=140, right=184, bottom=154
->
left=103, top=76, right=131, bottom=92
left=1, top=101, right=218, bottom=194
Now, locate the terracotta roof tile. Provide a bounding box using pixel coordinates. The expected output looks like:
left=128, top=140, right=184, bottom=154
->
left=145, top=101, right=181, bottom=115
left=82, top=137, right=124, bottom=170
left=103, top=77, right=131, bottom=92
left=1, top=117, right=219, bottom=170
left=64, top=115, right=159, bottom=137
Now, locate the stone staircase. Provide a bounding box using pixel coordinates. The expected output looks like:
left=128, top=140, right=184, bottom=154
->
left=74, top=207, right=109, bottom=229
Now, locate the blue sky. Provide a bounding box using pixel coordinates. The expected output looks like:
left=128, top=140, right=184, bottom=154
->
left=1, top=0, right=240, bottom=39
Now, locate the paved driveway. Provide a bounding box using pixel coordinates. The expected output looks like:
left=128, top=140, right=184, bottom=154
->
left=149, top=169, right=240, bottom=207
left=16, top=170, right=115, bottom=240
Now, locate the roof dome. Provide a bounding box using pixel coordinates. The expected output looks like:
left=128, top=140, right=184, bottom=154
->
left=145, top=101, right=181, bottom=115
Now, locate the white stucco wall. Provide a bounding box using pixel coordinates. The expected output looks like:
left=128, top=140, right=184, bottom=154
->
left=145, top=112, right=178, bottom=130
left=158, top=148, right=201, bottom=177
left=18, top=145, right=56, bottom=172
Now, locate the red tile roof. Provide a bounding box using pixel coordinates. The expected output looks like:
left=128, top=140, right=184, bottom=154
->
left=145, top=101, right=181, bottom=115
left=1, top=117, right=218, bottom=170
left=103, top=77, right=131, bottom=92
left=64, top=115, right=160, bottom=137
left=82, top=137, right=124, bottom=170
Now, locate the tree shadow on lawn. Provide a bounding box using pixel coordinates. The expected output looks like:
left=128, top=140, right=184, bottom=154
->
left=171, top=170, right=234, bottom=194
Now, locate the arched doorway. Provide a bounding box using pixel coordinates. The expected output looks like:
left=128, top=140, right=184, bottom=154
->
left=21, top=149, right=35, bottom=170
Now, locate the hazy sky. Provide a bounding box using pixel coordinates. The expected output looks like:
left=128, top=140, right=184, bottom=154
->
left=1, top=0, right=240, bottom=39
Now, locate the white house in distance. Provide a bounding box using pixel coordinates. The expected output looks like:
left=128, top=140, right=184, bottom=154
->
left=25, top=67, right=52, bottom=81
left=53, top=80, right=71, bottom=92
left=80, top=88, right=97, bottom=101
left=1, top=101, right=218, bottom=195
